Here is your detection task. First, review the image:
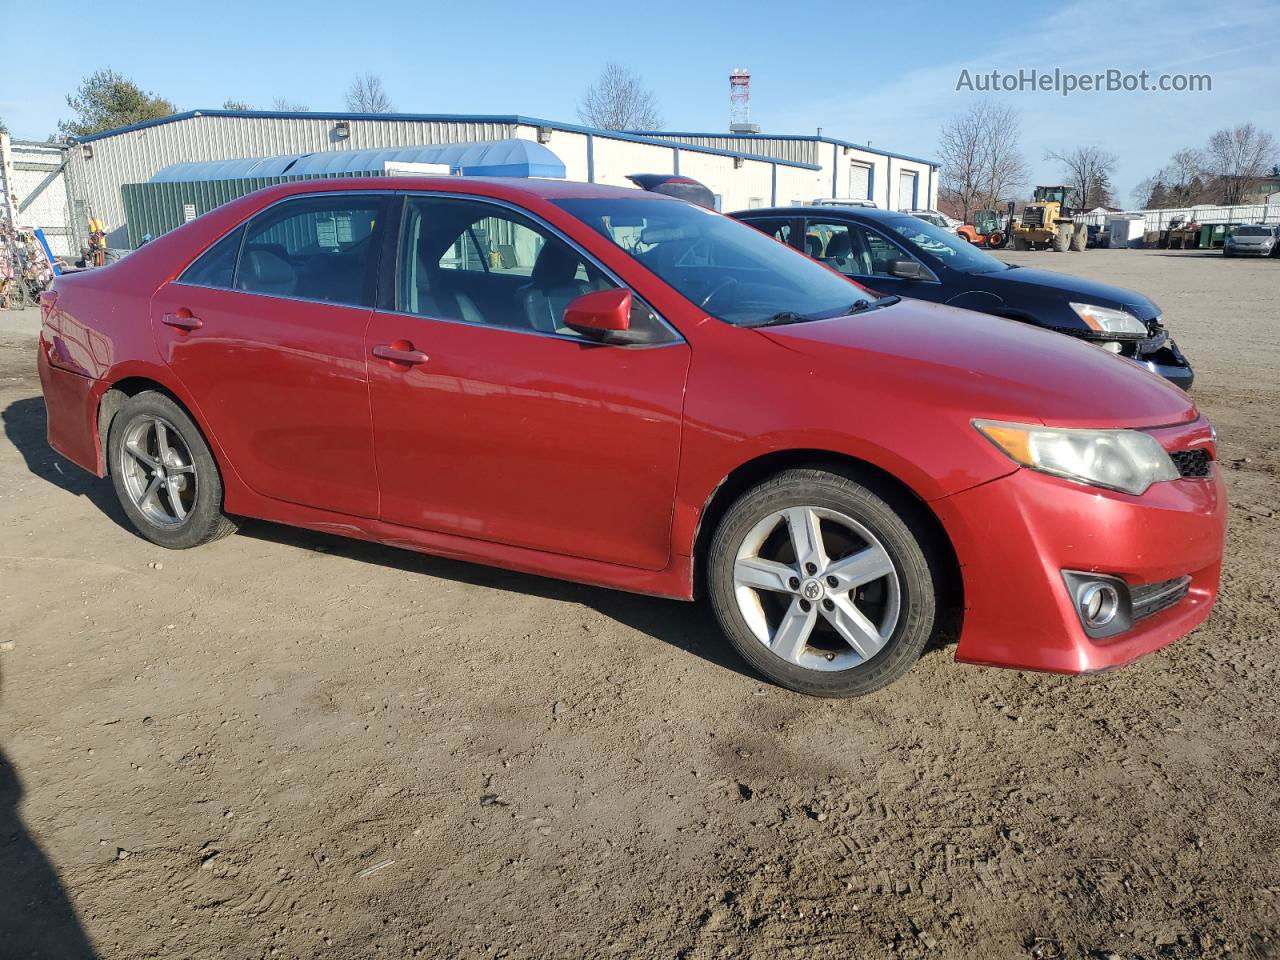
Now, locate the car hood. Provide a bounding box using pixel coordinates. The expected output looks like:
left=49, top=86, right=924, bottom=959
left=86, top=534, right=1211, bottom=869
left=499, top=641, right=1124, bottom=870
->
left=759, top=299, right=1196, bottom=429
left=978, top=265, right=1160, bottom=321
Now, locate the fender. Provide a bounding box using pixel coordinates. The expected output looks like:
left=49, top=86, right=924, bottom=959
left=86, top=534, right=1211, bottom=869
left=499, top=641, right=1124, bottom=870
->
left=92, top=359, right=256, bottom=513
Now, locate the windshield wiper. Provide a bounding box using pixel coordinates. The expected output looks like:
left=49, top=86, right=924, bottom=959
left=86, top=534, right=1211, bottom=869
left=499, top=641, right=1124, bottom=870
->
left=746, top=311, right=816, bottom=328
left=844, top=296, right=900, bottom=313
left=748, top=297, right=901, bottom=328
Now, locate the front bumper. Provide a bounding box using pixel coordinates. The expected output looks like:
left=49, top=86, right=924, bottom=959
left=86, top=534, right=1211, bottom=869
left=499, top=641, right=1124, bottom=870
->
left=933, top=418, right=1225, bottom=674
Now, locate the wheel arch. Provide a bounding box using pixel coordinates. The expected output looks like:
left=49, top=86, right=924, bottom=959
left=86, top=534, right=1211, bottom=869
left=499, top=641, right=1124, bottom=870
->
left=95, top=372, right=236, bottom=493
left=689, top=449, right=962, bottom=610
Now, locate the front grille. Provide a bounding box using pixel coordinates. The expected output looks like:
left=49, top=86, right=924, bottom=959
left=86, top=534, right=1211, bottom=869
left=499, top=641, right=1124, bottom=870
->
left=1171, top=449, right=1212, bottom=478
left=1131, top=576, right=1192, bottom=621
left=1022, top=208, right=1044, bottom=228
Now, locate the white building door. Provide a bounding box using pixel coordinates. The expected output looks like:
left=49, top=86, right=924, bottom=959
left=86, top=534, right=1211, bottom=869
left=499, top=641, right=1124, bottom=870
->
left=898, top=170, right=918, bottom=211
left=849, top=163, right=871, bottom=202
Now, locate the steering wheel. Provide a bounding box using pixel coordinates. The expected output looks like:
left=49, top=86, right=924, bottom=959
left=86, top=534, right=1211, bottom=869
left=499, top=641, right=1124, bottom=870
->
left=699, top=277, right=739, bottom=310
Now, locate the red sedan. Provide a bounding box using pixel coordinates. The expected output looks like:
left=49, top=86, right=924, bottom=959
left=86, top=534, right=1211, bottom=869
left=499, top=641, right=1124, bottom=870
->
left=37, top=178, right=1225, bottom=697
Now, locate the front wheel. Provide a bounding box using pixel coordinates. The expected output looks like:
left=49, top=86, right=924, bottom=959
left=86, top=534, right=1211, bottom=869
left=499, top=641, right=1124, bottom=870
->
left=708, top=469, right=940, bottom=697
left=108, top=391, right=238, bottom=549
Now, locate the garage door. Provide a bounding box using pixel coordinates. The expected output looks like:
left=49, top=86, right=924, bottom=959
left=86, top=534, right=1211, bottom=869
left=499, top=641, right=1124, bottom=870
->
left=849, top=163, right=871, bottom=202
left=898, top=171, right=918, bottom=210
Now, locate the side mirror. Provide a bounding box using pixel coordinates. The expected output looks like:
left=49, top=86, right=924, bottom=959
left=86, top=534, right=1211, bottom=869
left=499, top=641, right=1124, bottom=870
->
left=887, top=258, right=930, bottom=281
left=564, top=288, right=632, bottom=341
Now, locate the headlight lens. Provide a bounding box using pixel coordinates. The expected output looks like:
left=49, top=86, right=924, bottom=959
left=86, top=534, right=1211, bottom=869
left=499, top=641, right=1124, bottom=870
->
left=973, top=419, right=1179, bottom=495
left=1069, top=302, right=1148, bottom=337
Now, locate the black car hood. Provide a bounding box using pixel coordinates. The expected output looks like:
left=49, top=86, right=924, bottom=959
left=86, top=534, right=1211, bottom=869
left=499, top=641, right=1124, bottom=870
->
left=982, top=265, right=1160, bottom=322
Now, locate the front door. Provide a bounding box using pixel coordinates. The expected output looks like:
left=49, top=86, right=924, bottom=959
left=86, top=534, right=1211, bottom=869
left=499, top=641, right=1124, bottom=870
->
left=365, top=195, right=690, bottom=570
left=150, top=193, right=388, bottom=517
left=803, top=218, right=941, bottom=302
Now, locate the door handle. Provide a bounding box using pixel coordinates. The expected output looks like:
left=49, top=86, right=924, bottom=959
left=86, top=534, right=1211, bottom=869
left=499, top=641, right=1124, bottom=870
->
left=161, top=310, right=203, bottom=331
left=372, top=342, right=429, bottom=366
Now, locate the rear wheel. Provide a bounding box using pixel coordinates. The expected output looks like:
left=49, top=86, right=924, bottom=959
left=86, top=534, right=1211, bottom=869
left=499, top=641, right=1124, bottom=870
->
left=1012, top=235, right=1030, bottom=251
left=107, top=391, right=238, bottom=549
left=708, top=469, right=939, bottom=697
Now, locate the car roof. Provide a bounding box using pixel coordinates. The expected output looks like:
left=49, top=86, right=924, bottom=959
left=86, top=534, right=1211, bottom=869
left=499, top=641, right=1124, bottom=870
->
left=730, top=205, right=911, bottom=222
left=252, top=175, right=670, bottom=204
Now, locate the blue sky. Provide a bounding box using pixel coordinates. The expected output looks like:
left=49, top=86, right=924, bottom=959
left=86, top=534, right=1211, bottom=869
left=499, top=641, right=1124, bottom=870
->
left=3, top=0, right=1277, bottom=204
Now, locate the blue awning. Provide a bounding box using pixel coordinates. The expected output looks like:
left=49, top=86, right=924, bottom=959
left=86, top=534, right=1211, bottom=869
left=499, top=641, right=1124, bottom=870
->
left=149, top=138, right=565, bottom=183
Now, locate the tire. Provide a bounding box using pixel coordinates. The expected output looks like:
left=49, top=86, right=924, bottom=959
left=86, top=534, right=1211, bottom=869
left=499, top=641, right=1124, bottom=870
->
left=107, top=391, right=238, bottom=549
left=1070, top=226, right=1087, bottom=252
left=707, top=468, right=941, bottom=698
left=1052, top=227, right=1071, bottom=252
left=1012, top=236, right=1030, bottom=251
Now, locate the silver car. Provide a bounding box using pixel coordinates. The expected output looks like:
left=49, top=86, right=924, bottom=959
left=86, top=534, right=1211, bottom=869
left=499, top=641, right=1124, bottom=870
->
left=1224, top=224, right=1279, bottom=257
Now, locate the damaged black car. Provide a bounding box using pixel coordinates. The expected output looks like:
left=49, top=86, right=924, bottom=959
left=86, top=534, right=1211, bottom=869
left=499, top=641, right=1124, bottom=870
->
left=732, top=205, right=1194, bottom=389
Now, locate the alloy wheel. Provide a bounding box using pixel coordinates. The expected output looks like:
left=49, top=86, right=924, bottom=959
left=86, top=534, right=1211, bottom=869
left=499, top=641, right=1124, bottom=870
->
left=118, top=415, right=198, bottom=527
left=733, top=506, right=901, bottom=672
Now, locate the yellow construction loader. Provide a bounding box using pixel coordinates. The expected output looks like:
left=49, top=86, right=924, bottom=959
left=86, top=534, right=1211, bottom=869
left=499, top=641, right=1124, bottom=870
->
left=1011, top=186, right=1087, bottom=252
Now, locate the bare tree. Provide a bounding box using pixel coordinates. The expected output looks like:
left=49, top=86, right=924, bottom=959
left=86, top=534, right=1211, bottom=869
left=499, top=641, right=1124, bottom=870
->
left=937, top=103, right=1028, bottom=222
left=270, top=97, right=310, bottom=112
left=1045, top=145, right=1118, bottom=210
left=1206, top=123, right=1278, bottom=204
left=577, top=63, right=662, bottom=131
left=345, top=73, right=394, bottom=114
left=222, top=99, right=253, bottom=111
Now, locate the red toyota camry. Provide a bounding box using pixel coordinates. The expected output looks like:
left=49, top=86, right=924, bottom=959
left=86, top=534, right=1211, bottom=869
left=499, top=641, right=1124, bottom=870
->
left=37, top=178, right=1225, bottom=697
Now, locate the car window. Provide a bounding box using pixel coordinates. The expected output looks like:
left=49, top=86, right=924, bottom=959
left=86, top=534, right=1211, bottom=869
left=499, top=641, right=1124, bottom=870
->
left=235, top=195, right=383, bottom=307
left=805, top=220, right=906, bottom=278
left=884, top=216, right=1008, bottom=273
left=741, top=218, right=792, bottom=246
left=178, top=226, right=245, bottom=289
left=397, top=196, right=673, bottom=344
left=556, top=197, right=875, bottom=327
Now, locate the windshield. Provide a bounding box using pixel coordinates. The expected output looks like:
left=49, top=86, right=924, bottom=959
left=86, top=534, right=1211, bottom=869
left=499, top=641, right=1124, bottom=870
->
left=553, top=196, right=877, bottom=325
left=885, top=216, right=1010, bottom=273
left=1234, top=226, right=1275, bottom=237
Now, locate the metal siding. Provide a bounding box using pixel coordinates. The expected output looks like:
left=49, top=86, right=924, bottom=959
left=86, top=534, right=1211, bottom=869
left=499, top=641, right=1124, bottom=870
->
left=70, top=115, right=517, bottom=245
left=637, top=133, right=819, bottom=166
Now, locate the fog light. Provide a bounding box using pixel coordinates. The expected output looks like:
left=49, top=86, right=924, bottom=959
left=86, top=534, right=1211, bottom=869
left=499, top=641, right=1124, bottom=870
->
left=1078, top=582, right=1119, bottom=627
left=1100, top=341, right=1123, bottom=353
left=1062, top=570, right=1134, bottom=640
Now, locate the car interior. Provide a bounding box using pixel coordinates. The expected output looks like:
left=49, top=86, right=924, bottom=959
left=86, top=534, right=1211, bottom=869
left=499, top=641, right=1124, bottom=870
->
left=233, top=203, right=382, bottom=306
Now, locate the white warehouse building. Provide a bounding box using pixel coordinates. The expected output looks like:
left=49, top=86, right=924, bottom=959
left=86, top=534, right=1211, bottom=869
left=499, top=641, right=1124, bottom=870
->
left=61, top=110, right=939, bottom=250
left=630, top=130, right=939, bottom=214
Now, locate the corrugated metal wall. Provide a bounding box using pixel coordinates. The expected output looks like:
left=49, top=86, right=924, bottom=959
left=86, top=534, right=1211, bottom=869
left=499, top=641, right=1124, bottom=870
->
left=70, top=115, right=520, bottom=247
left=639, top=134, right=820, bottom=167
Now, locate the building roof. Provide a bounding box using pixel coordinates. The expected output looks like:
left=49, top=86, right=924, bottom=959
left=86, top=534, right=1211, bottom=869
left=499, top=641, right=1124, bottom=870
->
left=71, top=110, right=823, bottom=171
left=149, top=139, right=566, bottom=182
left=625, top=130, right=940, bottom=168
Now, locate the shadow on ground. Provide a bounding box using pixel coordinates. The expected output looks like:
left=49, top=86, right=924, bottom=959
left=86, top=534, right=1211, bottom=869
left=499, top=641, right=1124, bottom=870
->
left=2, top=396, right=132, bottom=533
left=2, top=394, right=766, bottom=683
left=0, top=667, right=98, bottom=958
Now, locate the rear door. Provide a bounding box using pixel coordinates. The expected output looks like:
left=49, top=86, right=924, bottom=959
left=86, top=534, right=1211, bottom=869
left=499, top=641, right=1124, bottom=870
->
left=364, top=194, right=690, bottom=570
left=150, top=192, right=388, bottom=518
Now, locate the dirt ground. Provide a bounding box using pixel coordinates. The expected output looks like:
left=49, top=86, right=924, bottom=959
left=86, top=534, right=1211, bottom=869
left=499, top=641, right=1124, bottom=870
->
left=1, top=248, right=1278, bottom=960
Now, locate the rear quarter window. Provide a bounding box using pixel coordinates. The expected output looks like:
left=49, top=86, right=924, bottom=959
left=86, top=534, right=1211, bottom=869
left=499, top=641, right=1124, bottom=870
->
left=178, top=226, right=245, bottom=289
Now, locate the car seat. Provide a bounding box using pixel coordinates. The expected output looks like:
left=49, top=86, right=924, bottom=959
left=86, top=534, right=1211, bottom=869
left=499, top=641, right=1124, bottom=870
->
left=519, top=243, right=590, bottom=333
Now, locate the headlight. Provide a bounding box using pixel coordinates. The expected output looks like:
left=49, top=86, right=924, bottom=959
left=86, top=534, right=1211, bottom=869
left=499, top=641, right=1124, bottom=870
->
left=1069, top=302, right=1148, bottom=337
left=973, top=419, right=1179, bottom=495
